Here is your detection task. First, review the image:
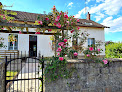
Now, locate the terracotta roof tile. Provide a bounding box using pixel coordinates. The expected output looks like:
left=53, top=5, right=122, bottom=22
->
left=6, top=9, right=109, bottom=28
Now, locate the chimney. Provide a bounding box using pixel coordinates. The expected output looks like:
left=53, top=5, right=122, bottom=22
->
left=87, top=12, right=90, bottom=20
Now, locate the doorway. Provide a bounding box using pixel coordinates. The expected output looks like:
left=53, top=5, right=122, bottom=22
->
left=29, top=35, right=37, bottom=57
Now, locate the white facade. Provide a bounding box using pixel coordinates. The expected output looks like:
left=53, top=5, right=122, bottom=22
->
left=0, top=27, right=105, bottom=57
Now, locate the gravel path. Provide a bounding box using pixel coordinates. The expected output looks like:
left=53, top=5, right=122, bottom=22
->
left=7, top=58, right=42, bottom=92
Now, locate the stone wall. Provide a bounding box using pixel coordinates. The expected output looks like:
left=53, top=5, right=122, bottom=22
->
left=0, top=61, right=5, bottom=92
left=45, top=59, right=122, bottom=92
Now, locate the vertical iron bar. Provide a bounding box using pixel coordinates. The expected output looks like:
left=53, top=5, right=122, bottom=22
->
left=9, top=54, right=11, bottom=92
left=42, top=55, right=44, bottom=92
left=24, top=51, right=26, bottom=92
left=13, top=52, right=15, bottom=91
left=21, top=51, right=22, bottom=91
left=28, top=51, right=29, bottom=92
left=31, top=57, right=33, bottom=92
left=35, top=58, right=36, bottom=92
left=17, top=51, right=19, bottom=92
left=38, top=59, right=39, bottom=92
left=5, top=56, right=7, bottom=92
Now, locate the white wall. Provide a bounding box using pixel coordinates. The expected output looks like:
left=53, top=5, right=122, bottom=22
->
left=0, top=27, right=105, bottom=57
left=68, top=27, right=105, bottom=55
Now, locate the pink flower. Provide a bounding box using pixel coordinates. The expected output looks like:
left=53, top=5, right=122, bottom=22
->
left=35, top=32, right=40, bottom=34
left=1, top=28, right=4, bottom=30
left=38, top=21, right=43, bottom=25
left=64, top=14, right=68, bottom=19
left=97, top=48, right=100, bottom=52
left=64, top=39, right=67, bottom=42
left=48, top=29, right=52, bottom=31
left=59, top=57, right=64, bottom=61
left=77, top=19, right=79, bottom=22
left=63, top=45, right=65, bottom=47
left=103, top=59, right=108, bottom=64
left=56, top=23, right=61, bottom=28
left=89, top=47, right=94, bottom=51
left=78, top=27, right=80, bottom=30
left=54, top=23, right=56, bottom=25
left=57, top=53, right=60, bottom=56
left=74, top=52, right=78, bottom=56
left=66, top=21, right=69, bottom=24
left=71, top=29, right=74, bottom=33
left=87, top=54, right=90, bottom=57
left=45, top=17, right=49, bottom=21
left=58, top=42, right=64, bottom=46
left=55, top=18, right=59, bottom=22
left=19, top=31, right=22, bottom=34
left=60, top=12, right=62, bottom=15
left=57, top=48, right=62, bottom=52
left=57, top=16, right=60, bottom=19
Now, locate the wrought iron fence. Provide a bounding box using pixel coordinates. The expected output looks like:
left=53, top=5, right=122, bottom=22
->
left=5, top=51, right=44, bottom=92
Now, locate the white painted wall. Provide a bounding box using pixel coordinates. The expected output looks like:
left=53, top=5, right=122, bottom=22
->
left=68, top=27, right=105, bottom=55
left=0, top=27, right=105, bottom=57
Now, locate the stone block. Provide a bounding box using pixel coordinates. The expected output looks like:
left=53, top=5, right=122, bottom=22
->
left=105, top=87, right=112, bottom=92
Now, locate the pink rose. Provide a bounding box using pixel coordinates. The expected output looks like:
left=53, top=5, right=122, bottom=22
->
left=57, top=16, right=60, bottom=19
left=35, top=32, right=40, bottom=34
left=59, top=57, right=64, bottom=61
left=77, top=19, right=79, bottom=22
left=102, top=59, right=108, bottom=64
left=66, top=21, right=69, bottom=24
left=78, top=27, right=80, bottom=30
left=71, top=29, right=74, bottom=33
left=87, top=54, right=90, bottom=57
left=55, top=18, right=59, bottom=22
left=89, top=47, right=93, bottom=51
left=19, top=31, right=22, bottom=34
left=97, top=48, right=100, bottom=52
left=64, top=39, right=67, bottom=42
left=45, top=17, right=49, bottom=21
left=56, top=23, right=61, bottom=28
left=48, top=29, right=52, bottom=31
left=54, top=23, right=56, bottom=25
left=74, top=52, right=78, bottom=56
left=58, top=42, right=64, bottom=46
left=38, top=21, right=43, bottom=25
left=57, top=53, right=60, bottom=56
left=57, top=48, right=62, bottom=52
left=64, top=14, right=68, bottom=19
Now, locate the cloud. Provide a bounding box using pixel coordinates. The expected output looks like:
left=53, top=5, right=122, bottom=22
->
left=90, top=0, right=122, bottom=15
left=86, top=0, right=91, bottom=4
left=96, top=0, right=105, bottom=2
left=67, top=2, right=73, bottom=7
left=94, top=12, right=105, bottom=22
left=74, top=7, right=89, bottom=18
left=102, top=16, right=122, bottom=33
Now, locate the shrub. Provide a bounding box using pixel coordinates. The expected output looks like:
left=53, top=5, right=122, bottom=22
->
left=105, top=42, right=122, bottom=58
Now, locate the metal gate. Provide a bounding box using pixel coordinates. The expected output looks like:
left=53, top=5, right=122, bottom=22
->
left=5, top=52, right=44, bottom=92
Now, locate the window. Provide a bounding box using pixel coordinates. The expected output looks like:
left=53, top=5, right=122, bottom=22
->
left=8, top=34, right=18, bottom=50
left=88, top=38, right=95, bottom=47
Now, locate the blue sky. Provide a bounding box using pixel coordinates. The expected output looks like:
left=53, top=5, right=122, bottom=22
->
left=1, top=0, right=122, bottom=42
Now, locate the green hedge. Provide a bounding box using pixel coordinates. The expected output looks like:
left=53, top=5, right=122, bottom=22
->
left=105, top=42, right=122, bottom=58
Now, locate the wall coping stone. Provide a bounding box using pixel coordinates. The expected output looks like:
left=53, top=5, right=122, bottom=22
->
left=67, top=58, right=122, bottom=64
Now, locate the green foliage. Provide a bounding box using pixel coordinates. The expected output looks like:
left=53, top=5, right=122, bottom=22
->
left=44, top=56, right=74, bottom=81
left=105, top=42, right=122, bottom=58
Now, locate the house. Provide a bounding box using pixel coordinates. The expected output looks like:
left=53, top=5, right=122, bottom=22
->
left=0, top=2, right=109, bottom=58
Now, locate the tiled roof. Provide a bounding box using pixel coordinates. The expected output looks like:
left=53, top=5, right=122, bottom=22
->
left=6, top=9, right=109, bottom=28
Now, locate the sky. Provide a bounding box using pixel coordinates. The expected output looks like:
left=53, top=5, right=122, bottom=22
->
left=0, top=0, right=122, bottom=42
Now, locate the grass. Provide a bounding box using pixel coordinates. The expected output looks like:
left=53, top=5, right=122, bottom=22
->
left=6, top=71, right=18, bottom=80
